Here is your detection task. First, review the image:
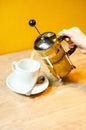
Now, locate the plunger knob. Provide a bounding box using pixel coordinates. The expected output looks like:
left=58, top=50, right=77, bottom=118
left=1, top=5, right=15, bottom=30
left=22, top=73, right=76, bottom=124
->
left=29, top=19, right=36, bottom=27
left=29, top=19, right=41, bottom=35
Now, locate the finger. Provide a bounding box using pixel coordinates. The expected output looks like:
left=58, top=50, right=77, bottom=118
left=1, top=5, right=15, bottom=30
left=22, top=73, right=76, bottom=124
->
left=58, top=29, right=72, bottom=37
left=65, top=38, right=75, bottom=48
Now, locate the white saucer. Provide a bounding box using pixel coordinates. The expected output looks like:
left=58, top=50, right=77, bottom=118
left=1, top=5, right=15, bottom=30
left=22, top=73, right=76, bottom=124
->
left=6, top=73, right=49, bottom=95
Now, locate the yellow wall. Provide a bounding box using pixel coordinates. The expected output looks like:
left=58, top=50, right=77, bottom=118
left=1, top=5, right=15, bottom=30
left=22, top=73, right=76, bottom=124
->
left=0, top=0, right=86, bottom=54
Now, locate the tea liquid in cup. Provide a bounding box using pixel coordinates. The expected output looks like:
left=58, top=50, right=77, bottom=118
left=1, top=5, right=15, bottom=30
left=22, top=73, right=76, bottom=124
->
left=12, top=58, right=41, bottom=91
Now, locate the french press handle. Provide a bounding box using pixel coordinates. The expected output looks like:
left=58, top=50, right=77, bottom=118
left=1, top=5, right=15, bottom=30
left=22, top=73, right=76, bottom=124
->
left=58, top=35, right=77, bottom=56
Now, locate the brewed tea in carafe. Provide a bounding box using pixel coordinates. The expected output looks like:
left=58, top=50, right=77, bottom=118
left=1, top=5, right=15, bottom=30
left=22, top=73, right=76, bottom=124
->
left=29, top=19, right=77, bottom=81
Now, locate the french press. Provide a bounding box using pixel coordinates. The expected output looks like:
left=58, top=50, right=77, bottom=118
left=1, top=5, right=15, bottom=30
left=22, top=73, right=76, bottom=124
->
left=29, top=19, right=77, bottom=81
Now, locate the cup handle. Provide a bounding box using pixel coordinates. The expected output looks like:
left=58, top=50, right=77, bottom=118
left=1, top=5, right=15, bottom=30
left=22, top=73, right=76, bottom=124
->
left=12, top=61, right=17, bottom=71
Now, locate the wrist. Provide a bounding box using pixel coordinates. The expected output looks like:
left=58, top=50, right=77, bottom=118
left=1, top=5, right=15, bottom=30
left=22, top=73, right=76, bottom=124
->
left=77, top=35, right=86, bottom=49
left=81, top=36, right=86, bottom=49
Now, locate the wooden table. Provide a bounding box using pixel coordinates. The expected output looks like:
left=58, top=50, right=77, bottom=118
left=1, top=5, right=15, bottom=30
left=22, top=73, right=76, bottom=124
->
left=0, top=48, right=86, bottom=130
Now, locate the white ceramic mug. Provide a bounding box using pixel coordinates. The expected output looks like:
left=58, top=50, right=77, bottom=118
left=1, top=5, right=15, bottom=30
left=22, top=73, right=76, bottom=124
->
left=12, top=58, right=41, bottom=94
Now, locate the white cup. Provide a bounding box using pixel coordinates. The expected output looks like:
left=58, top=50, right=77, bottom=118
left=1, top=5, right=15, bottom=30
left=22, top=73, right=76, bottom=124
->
left=12, top=58, right=41, bottom=94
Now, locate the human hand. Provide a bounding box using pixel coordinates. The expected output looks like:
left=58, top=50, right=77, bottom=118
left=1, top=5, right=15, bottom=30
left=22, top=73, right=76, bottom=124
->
left=58, top=27, right=86, bottom=53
